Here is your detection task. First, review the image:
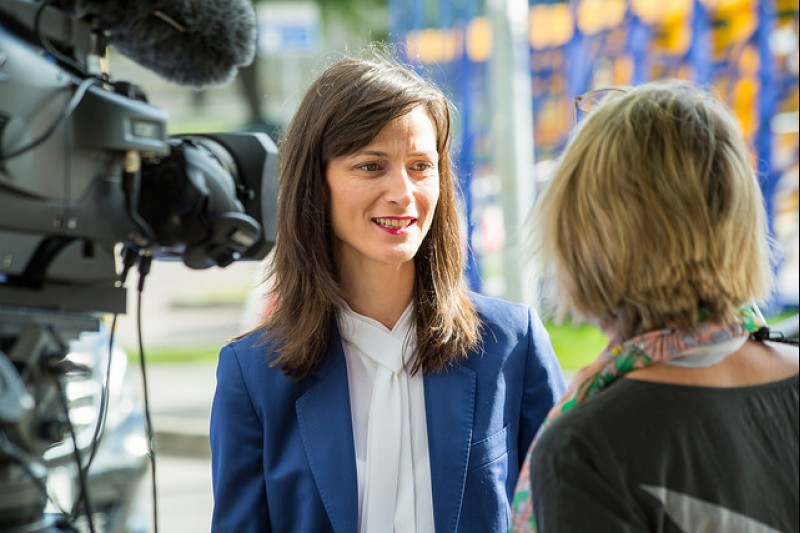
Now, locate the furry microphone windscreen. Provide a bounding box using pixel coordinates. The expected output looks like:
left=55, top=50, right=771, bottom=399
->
left=76, top=0, right=257, bottom=87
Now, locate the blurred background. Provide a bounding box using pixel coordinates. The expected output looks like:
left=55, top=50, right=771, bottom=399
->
left=101, top=0, right=797, bottom=530
left=114, top=0, right=799, bottom=369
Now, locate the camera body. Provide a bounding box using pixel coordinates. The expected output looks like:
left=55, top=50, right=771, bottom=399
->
left=0, top=0, right=277, bottom=529
left=1, top=1, right=278, bottom=312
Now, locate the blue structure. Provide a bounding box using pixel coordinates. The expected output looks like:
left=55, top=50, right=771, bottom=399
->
left=390, top=0, right=799, bottom=307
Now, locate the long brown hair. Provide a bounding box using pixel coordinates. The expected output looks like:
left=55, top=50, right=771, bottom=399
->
left=261, top=52, right=482, bottom=379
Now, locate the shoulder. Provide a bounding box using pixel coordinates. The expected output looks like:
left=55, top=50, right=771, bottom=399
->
left=528, top=405, right=607, bottom=504
left=534, top=376, right=732, bottom=463
left=535, top=381, right=649, bottom=453
left=459, top=293, right=557, bottom=376
left=469, top=291, right=532, bottom=331
left=467, top=291, right=552, bottom=349
left=767, top=340, right=800, bottom=370
left=530, top=387, right=629, bottom=485
left=223, top=327, right=274, bottom=357
left=216, top=327, right=319, bottom=410
left=217, top=328, right=286, bottom=382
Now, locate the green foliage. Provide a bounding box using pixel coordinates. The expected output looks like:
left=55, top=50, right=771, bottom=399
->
left=126, top=345, right=220, bottom=364
left=543, top=321, right=608, bottom=372
left=317, top=0, right=389, bottom=43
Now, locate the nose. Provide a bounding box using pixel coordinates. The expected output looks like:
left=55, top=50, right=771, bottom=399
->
left=385, top=166, right=414, bottom=206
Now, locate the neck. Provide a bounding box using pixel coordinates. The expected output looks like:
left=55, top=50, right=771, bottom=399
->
left=339, top=263, right=415, bottom=330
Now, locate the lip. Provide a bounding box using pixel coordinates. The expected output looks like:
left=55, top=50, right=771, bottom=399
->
left=372, top=216, right=417, bottom=235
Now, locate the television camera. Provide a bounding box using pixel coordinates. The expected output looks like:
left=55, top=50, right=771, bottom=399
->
left=0, top=0, right=277, bottom=530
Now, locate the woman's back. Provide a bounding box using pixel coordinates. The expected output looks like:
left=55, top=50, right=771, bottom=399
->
left=530, top=342, right=799, bottom=532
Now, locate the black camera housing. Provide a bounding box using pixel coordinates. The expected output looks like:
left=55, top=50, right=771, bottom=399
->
left=0, top=1, right=278, bottom=314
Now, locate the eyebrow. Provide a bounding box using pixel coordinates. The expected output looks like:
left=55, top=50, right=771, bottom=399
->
left=353, top=150, right=389, bottom=157
left=351, top=149, right=438, bottom=158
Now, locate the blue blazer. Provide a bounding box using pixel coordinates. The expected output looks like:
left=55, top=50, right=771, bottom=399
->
left=210, top=293, right=565, bottom=532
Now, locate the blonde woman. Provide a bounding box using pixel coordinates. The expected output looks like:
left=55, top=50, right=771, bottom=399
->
left=511, top=80, right=799, bottom=532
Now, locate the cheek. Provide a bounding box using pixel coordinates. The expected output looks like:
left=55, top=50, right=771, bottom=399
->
left=420, top=179, right=440, bottom=212
left=326, top=186, right=352, bottom=239
left=418, top=183, right=440, bottom=236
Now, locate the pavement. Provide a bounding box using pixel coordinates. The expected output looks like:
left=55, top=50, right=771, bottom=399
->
left=145, top=361, right=218, bottom=458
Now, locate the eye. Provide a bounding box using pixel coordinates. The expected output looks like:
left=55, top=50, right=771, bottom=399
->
left=357, top=162, right=382, bottom=172
left=410, top=161, right=435, bottom=172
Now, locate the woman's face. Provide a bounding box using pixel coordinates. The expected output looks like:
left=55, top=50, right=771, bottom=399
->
left=326, top=106, right=440, bottom=279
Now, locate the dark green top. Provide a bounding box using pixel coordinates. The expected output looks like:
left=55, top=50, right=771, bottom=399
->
left=531, top=375, right=800, bottom=533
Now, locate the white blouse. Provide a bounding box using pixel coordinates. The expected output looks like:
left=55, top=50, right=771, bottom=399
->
left=337, top=303, right=435, bottom=533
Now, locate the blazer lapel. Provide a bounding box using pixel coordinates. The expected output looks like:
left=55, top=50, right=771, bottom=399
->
left=296, top=326, right=359, bottom=533
left=424, top=365, right=477, bottom=533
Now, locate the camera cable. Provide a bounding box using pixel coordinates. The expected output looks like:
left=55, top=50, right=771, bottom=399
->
left=54, top=381, right=96, bottom=533
left=135, top=253, right=161, bottom=533
left=33, top=0, right=88, bottom=77
left=69, top=314, right=118, bottom=521
left=0, top=76, right=98, bottom=163
left=47, top=326, right=97, bottom=533
left=71, top=249, right=146, bottom=525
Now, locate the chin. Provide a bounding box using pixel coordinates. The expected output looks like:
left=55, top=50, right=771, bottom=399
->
left=379, top=246, right=420, bottom=266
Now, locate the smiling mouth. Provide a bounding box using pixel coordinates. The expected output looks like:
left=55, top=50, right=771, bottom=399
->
left=372, top=217, right=415, bottom=229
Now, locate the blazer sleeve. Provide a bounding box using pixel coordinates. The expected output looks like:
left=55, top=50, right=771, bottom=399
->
left=519, top=308, right=566, bottom=467
left=209, top=344, right=271, bottom=533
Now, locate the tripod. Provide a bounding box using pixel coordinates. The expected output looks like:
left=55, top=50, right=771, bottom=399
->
left=0, top=303, right=103, bottom=532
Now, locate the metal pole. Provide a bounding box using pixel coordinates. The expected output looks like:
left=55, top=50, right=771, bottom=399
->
left=488, top=0, right=537, bottom=305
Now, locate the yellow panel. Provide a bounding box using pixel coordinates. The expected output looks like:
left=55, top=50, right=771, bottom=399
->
left=576, top=0, right=628, bottom=34
left=467, top=17, right=493, bottom=62
left=631, top=0, right=692, bottom=25
left=530, top=4, right=575, bottom=49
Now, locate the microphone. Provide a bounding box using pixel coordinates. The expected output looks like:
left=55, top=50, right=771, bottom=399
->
left=75, top=0, right=258, bottom=87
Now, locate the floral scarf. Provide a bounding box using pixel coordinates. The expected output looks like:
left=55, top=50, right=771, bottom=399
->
left=509, top=308, right=766, bottom=532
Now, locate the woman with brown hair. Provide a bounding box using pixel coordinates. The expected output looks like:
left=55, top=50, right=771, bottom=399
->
left=511, top=80, right=799, bottom=532
left=209, top=52, right=565, bottom=533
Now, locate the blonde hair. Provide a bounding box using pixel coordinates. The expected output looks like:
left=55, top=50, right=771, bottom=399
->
left=531, top=80, right=773, bottom=340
